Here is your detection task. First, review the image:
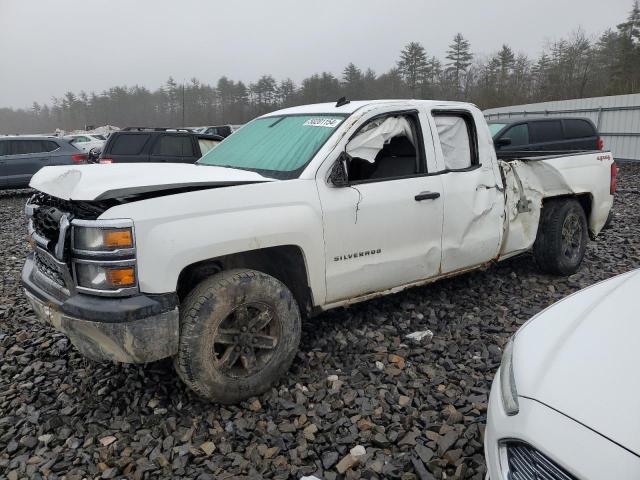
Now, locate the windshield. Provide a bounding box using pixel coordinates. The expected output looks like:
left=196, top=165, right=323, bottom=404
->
left=488, top=123, right=507, bottom=137
left=197, top=114, right=347, bottom=178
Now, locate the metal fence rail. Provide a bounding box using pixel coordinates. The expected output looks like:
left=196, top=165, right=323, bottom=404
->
left=484, top=94, right=640, bottom=162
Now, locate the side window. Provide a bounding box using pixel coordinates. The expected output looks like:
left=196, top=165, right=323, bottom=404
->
left=110, top=134, right=150, bottom=155
left=151, top=135, right=195, bottom=157
left=502, top=123, right=529, bottom=146
left=43, top=141, right=59, bottom=152
left=433, top=112, right=478, bottom=170
left=345, top=113, right=422, bottom=183
left=9, top=140, right=45, bottom=155
left=0, top=141, right=8, bottom=156
left=564, top=119, right=595, bottom=139
left=529, top=120, right=562, bottom=143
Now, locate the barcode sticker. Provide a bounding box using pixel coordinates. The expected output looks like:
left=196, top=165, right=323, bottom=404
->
left=303, top=118, right=341, bottom=128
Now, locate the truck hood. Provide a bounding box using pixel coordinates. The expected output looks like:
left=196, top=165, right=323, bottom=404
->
left=29, top=163, right=275, bottom=201
left=513, top=269, right=640, bottom=457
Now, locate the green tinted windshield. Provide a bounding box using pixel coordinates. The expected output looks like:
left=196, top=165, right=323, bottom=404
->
left=198, top=114, right=347, bottom=178
left=488, top=123, right=507, bottom=137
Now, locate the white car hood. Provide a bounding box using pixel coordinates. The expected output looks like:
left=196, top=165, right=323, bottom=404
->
left=29, top=163, right=275, bottom=201
left=514, top=269, right=640, bottom=456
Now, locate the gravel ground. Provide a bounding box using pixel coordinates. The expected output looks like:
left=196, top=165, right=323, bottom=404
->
left=1, top=163, right=639, bottom=480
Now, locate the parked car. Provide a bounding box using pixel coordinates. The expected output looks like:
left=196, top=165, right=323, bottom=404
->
left=98, top=127, right=223, bottom=164
left=489, top=117, right=604, bottom=158
left=0, top=136, right=87, bottom=189
left=485, top=268, right=640, bottom=479
left=22, top=100, right=614, bottom=403
left=200, top=124, right=243, bottom=138
left=64, top=134, right=107, bottom=153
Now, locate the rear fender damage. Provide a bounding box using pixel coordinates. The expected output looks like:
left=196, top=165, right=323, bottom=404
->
left=498, top=160, right=597, bottom=260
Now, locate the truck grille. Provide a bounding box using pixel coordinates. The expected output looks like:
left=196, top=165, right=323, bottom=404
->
left=32, top=205, right=65, bottom=240
left=507, top=443, right=577, bottom=480
left=34, top=250, right=66, bottom=287
left=27, top=192, right=118, bottom=294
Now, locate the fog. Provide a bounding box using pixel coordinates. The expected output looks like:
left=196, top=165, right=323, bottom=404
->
left=0, top=0, right=631, bottom=108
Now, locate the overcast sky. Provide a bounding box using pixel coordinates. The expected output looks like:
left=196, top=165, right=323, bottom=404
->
left=0, top=0, right=633, bottom=109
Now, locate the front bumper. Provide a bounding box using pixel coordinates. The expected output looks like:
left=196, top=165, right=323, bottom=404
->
left=485, top=371, right=640, bottom=479
left=22, top=253, right=179, bottom=363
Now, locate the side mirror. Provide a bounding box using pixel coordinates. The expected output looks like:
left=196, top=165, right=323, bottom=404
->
left=494, top=137, right=512, bottom=149
left=329, top=152, right=350, bottom=187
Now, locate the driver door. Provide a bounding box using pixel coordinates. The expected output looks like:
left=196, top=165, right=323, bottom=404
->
left=317, top=110, right=444, bottom=304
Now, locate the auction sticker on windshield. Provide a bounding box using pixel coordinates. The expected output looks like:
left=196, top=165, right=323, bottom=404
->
left=303, top=118, right=342, bottom=128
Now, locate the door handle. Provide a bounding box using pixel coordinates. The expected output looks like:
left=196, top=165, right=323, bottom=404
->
left=415, top=191, right=440, bottom=201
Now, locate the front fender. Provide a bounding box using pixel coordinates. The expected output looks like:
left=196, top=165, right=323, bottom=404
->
left=100, top=180, right=327, bottom=304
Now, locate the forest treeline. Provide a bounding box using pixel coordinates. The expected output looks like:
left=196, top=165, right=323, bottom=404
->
left=1, top=1, right=639, bottom=133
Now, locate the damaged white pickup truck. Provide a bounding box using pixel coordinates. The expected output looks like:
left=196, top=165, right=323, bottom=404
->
left=22, top=100, right=616, bottom=403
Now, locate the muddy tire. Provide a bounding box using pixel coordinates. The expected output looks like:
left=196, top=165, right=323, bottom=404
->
left=533, top=199, right=588, bottom=275
left=174, top=269, right=301, bottom=404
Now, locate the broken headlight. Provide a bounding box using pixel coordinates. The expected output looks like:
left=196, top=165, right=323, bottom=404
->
left=500, top=338, right=519, bottom=416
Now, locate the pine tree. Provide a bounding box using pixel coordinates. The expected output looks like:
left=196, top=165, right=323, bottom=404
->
left=616, top=0, right=640, bottom=92
left=342, top=63, right=364, bottom=99
left=397, top=42, right=429, bottom=97
left=445, top=33, right=473, bottom=91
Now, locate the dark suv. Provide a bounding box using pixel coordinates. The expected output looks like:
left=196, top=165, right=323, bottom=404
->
left=488, top=117, right=603, bottom=158
left=99, top=128, right=223, bottom=164
left=0, top=136, right=87, bottom=189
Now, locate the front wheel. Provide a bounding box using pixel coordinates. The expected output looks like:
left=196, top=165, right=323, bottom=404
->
left=174, top=269, right=301, bottom=403
left=533, top=199, right=588, bottom=275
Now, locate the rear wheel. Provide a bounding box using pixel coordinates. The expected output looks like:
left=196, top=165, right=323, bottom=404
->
left=533, top=199, right=588, bottom=275
left=174, top=269, right=301, bottom=403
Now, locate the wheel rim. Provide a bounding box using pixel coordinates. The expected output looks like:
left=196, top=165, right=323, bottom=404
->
left=561, top=213, right=583, bottom=262
left=213, top=302, right=280, bottom=378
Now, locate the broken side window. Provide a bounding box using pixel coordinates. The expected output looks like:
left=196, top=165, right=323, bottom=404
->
left=433, top=114, right=474, bottom=170
left=346, top=114, right=421, bottom=183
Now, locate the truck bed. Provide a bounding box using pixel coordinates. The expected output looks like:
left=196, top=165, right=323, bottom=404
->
left=498, top=150, right=614, bottom=260
left=497, top=149, right=607, bottom=161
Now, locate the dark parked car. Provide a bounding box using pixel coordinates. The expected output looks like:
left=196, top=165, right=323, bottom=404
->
left=99, top=128, right=224, bottom=164
left=488, top=117, right=604, bottom=158
left=200, top=124, right=242, bottom=138
left=0, top=136, right=87, bottom=189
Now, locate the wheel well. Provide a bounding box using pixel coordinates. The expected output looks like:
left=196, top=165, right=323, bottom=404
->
left=543, top=193, right=592, bottom=218
left=176, top=245, right=313, bottom=316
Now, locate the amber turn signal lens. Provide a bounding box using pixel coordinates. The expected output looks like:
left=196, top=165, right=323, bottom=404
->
left=106, top=267, right=136, bottom=287
left=103, top=229, right=134, bottom=249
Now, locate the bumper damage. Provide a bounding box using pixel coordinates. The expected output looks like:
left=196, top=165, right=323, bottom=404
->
left=22, top=253, right=179, bottom=363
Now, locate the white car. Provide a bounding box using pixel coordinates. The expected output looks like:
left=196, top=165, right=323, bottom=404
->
left=63, top=134, right=106, bottom=153
left=485, top=269, right=640, bottom=479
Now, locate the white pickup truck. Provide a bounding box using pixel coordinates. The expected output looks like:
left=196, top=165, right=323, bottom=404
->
left=22, top=100, right=616, bottom=403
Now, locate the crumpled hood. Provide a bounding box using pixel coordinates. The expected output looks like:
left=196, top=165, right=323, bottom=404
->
left=514, top=269, right=640, bottom=456
left=29, top=163, right=275, bottom=201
